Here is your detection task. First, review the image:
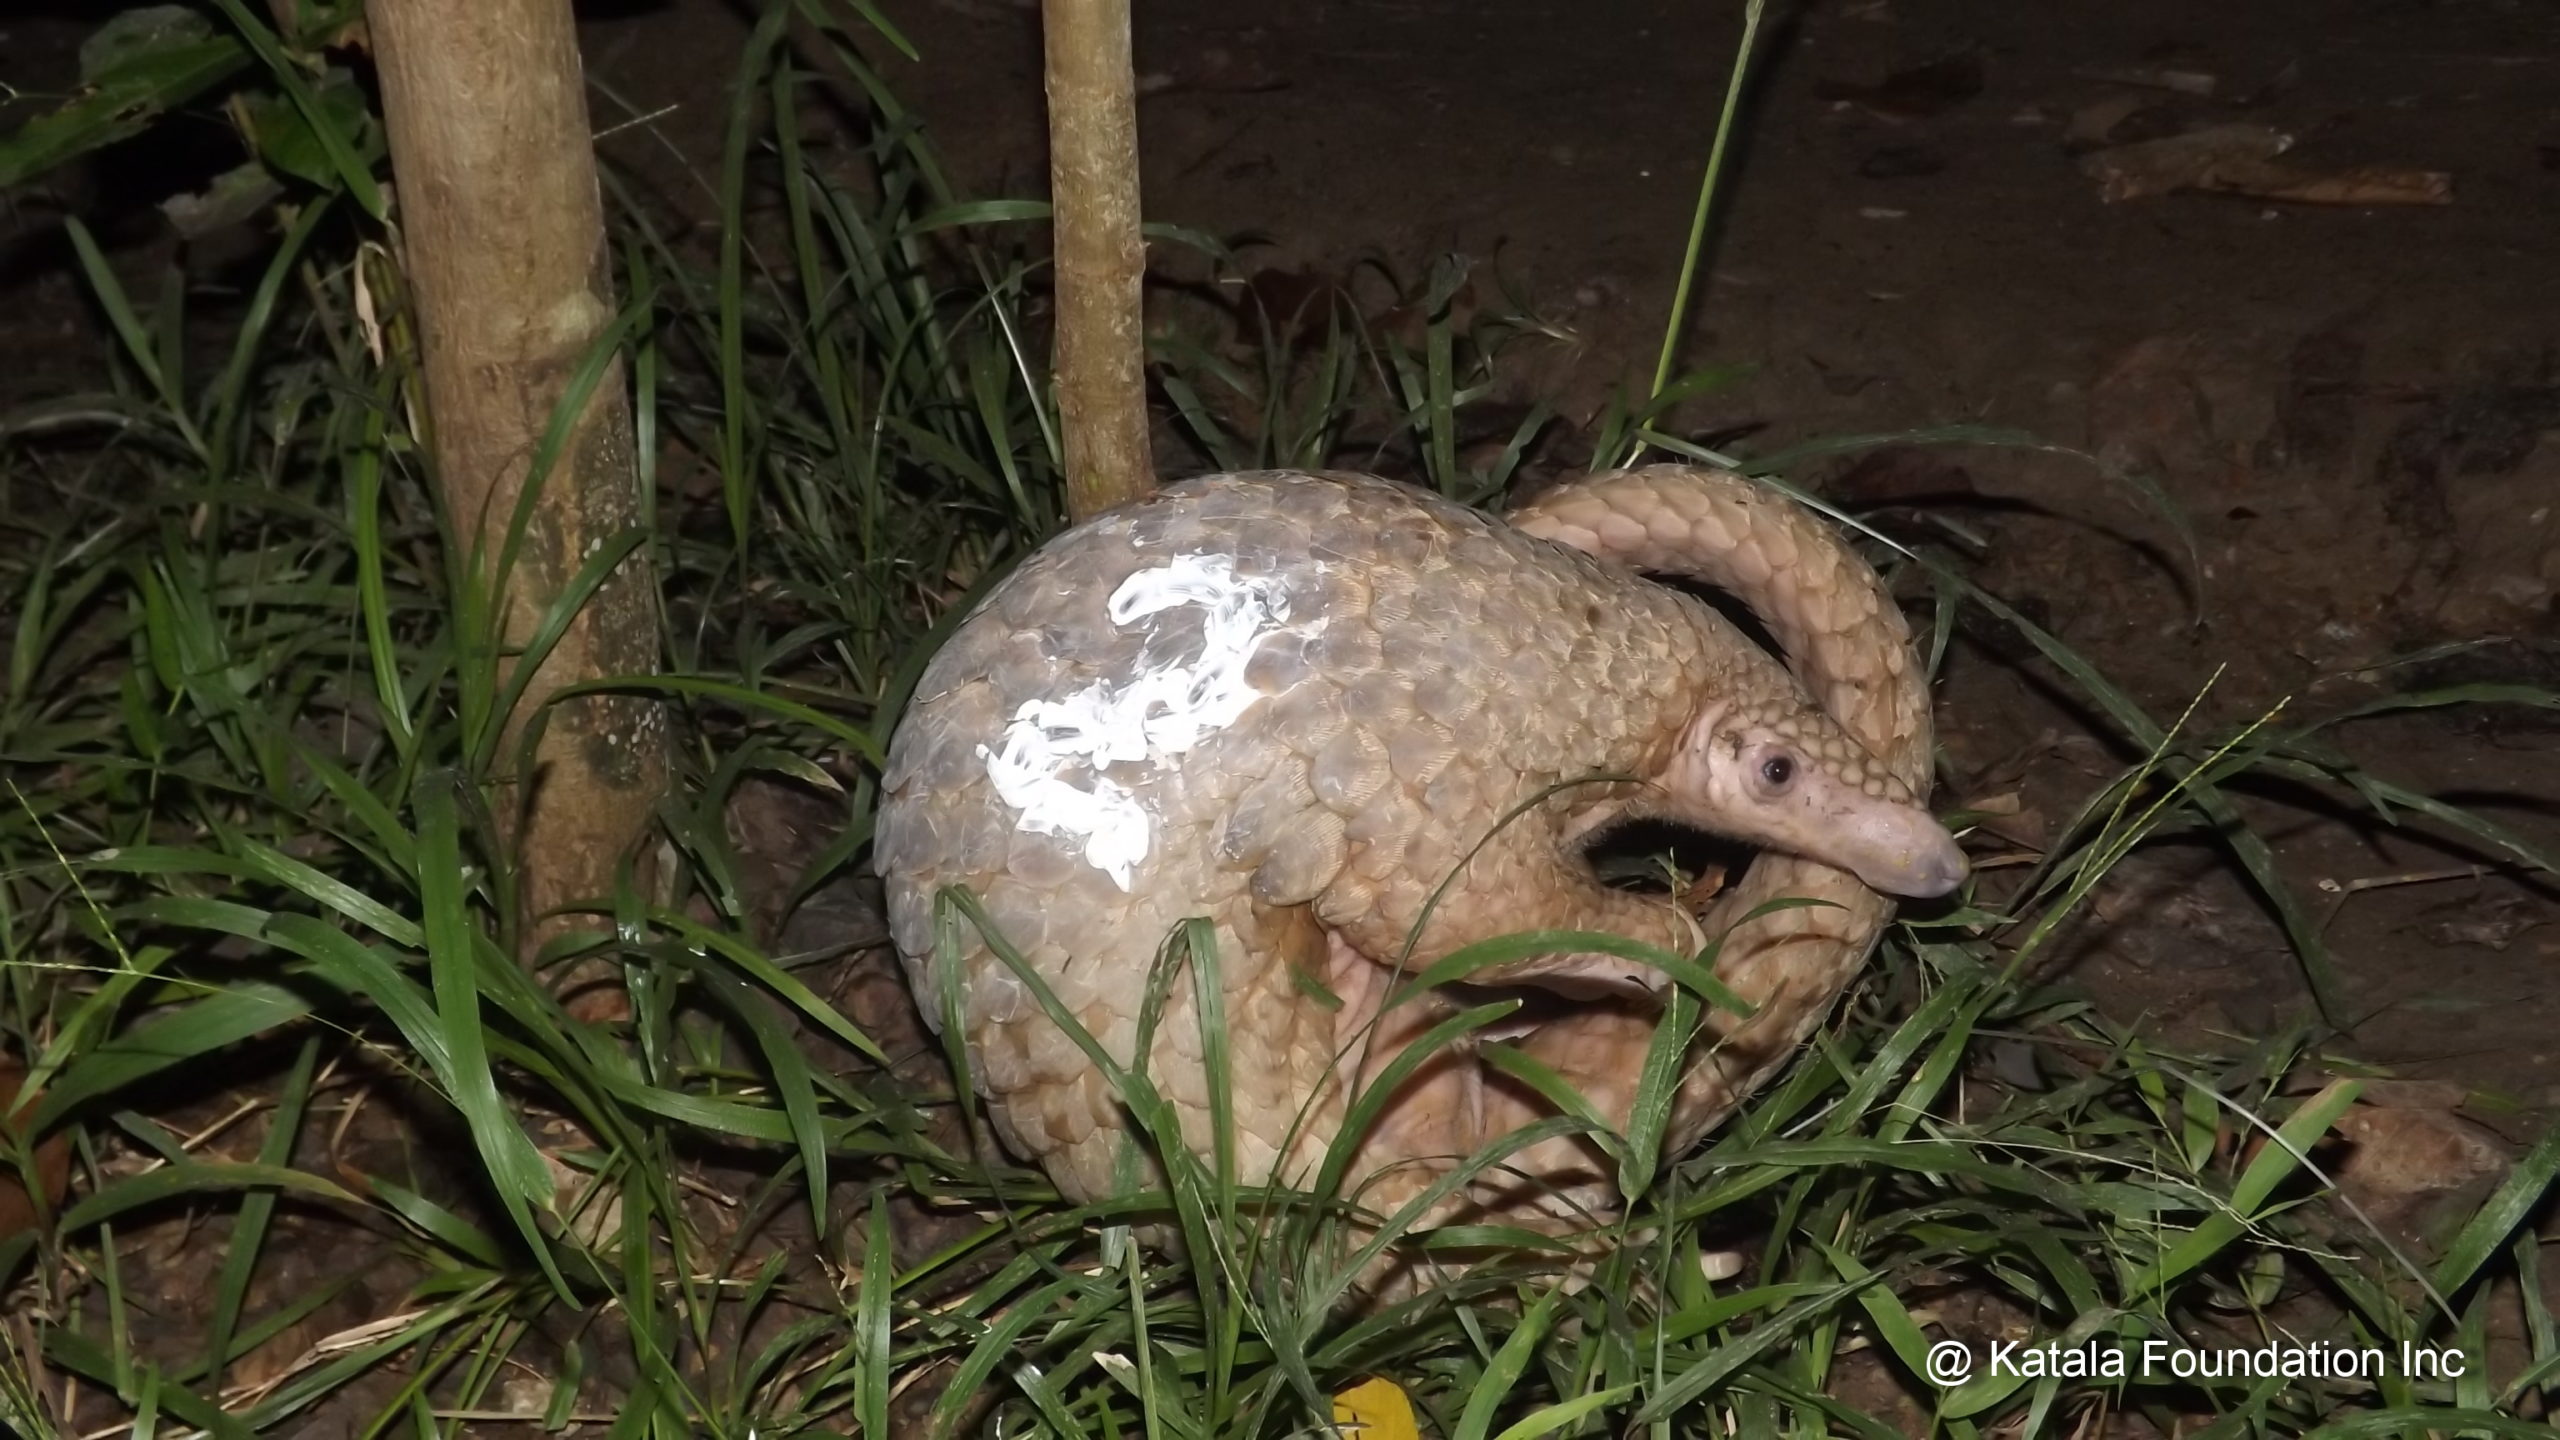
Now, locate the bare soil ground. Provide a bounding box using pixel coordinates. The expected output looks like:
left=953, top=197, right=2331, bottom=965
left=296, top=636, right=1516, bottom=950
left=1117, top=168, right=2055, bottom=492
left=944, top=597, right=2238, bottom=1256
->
left=6, top=0, right=2559, bottom=1429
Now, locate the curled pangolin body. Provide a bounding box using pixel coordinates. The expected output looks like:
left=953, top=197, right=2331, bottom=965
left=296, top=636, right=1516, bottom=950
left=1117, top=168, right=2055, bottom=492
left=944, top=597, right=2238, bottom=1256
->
left=875, top=466, right=1944, bottom=1227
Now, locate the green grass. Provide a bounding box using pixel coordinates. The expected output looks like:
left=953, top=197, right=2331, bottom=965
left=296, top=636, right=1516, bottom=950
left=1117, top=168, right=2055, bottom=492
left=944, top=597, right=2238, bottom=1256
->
left=2, top=0, right=2558, bottom=1436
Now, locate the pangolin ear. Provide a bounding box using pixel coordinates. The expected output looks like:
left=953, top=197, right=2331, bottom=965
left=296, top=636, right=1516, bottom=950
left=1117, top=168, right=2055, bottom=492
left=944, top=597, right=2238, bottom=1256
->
left=1669, top=701, right=1731, bottom=783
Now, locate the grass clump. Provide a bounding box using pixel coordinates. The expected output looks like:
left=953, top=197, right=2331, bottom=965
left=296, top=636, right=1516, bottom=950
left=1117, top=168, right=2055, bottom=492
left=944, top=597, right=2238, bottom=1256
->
left=0, top=1, right=2555, bottom=1435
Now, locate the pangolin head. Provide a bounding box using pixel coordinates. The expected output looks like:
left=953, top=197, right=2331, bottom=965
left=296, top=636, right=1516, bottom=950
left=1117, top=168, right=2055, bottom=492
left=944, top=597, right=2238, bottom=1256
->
left=1663, top=695, right=1968, bottom=899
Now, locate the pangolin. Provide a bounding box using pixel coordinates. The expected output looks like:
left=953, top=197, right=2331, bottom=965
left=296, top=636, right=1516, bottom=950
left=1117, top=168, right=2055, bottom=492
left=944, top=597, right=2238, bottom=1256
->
left=874, top=465, right=1961, bottom=1237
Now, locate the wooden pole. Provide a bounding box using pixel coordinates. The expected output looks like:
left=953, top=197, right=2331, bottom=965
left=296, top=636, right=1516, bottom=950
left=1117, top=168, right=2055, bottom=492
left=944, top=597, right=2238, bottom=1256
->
left=1042, top=0, right=1156, bottom=521
left=366, top=0, right=666, bottom=1009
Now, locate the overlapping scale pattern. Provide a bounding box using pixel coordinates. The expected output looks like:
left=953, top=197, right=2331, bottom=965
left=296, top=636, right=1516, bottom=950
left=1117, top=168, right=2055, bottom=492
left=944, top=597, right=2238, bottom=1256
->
left=874, top=467, right=1935, bottom=1236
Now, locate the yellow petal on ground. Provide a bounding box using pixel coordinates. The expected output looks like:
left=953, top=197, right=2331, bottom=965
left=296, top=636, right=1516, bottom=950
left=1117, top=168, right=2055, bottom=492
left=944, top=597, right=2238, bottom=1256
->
left=1331, top=1376, right=1420, bottom=1439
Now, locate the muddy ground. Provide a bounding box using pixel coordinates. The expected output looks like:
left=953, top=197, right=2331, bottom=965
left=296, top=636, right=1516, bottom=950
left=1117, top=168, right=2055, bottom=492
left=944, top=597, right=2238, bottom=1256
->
left=5, top=0, right=2559, bottom=1428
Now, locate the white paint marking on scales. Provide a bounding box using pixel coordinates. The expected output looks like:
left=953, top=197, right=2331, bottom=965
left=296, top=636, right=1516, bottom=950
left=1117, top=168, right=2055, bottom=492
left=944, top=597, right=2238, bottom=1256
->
left=980, top=555, right=1298, bottom=890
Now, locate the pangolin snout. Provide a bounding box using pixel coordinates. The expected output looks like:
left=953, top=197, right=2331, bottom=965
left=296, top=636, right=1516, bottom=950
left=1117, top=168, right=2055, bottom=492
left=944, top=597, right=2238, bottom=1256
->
left=1852, top=820, right=1970, bottom=899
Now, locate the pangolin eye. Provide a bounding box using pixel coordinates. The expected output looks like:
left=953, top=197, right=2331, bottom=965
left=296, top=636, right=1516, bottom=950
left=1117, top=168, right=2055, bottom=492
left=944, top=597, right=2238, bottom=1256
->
left=1761, top=754, right=1795, bottom=787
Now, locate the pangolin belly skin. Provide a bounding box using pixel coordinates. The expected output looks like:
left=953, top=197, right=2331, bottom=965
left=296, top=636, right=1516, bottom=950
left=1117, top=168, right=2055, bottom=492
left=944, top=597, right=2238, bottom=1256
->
left=874, top=466, right=1939, bottom=1221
